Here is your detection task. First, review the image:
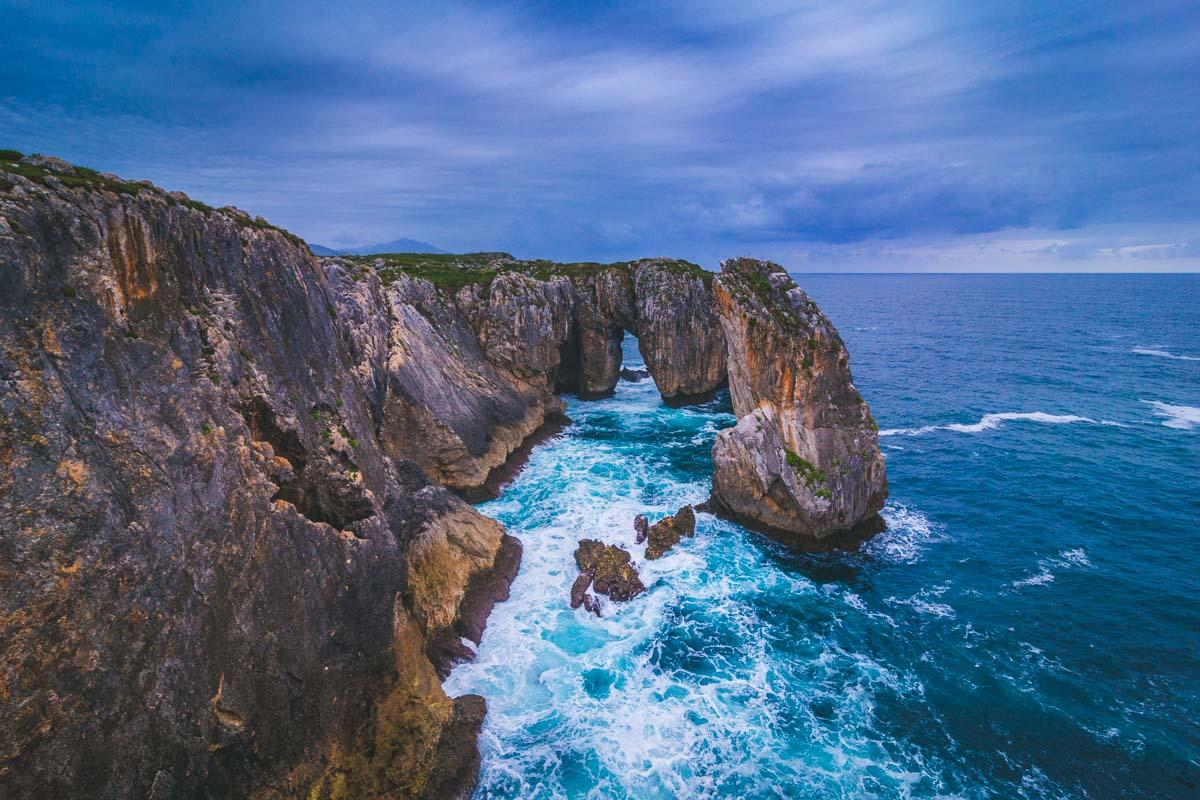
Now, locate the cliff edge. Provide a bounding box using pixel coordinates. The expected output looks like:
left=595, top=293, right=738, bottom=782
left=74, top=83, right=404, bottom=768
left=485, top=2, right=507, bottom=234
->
left=0, top=154, right=510, bottom=799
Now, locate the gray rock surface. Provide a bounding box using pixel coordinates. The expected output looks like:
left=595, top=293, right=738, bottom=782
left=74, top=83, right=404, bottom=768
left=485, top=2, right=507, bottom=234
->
left=710, top=258, right=887, bottom=544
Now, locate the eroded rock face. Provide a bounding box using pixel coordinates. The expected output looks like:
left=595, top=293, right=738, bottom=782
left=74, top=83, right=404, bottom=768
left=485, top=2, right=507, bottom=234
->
left=328, top=256, right=729, bottom=499
left=644, top=505, right=697, bottom=560
left=571, top=539, right=645, bottom=612
left=327, top=262, right=568, bottom=499
left=633, top=259, right=728, bottom=403
left=710, top=258, right=887, bottom=544
left=0, top=157, right=512, bottom=799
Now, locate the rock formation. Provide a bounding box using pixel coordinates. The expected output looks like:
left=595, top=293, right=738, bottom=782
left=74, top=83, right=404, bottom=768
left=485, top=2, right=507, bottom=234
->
left=632, top=259, right=727, bottom=404
left=709, top=258, right=887, bottom=544
left=643, top=505, right=697, bottom=559
left=571, top=539, right=645, bottom=613
left=0, top=154, right=889, bottom=798
left=633, top=513, right=650, bottom=543
left=0, top=155, right=512, bottom=799
left=325, top=254, right=729, bottom=500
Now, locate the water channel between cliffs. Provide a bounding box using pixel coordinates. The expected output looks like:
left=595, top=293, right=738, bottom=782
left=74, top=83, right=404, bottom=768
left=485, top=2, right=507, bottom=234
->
left=443, top=336, right=928, bottom=798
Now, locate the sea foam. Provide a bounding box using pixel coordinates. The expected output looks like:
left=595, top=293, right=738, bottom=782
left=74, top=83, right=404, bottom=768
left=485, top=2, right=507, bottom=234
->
left=880, top=411, right=1123, bottom=437
left=1143, top=400, right=1200, bottom=430
left=1131, top=347, right=1200, bottom=362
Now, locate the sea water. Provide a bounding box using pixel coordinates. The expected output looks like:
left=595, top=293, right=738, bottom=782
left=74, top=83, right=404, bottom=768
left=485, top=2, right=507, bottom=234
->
left=443, top=274, right=1200, bottom=799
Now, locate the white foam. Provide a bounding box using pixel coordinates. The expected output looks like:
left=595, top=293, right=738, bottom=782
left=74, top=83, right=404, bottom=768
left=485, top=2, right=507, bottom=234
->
left=868, top=503, right=940, bottom=564
left=880, top=411, right=1124, bottom=437
left=1143, top=400, right=1200, bottom=430
left=1131, top=347, right=1200, bottom=362
left=1012, top=568, right=1055, bottom=589
left=1012, top=547, right=1093, bottom=589
left=887, top=585, right=956, bottom=619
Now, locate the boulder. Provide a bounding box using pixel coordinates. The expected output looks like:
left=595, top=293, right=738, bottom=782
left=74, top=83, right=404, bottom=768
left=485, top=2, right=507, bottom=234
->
left=633, top=513, right=649, bottom=543
left=644, top=505, right=697, bottom=559
left=571, top=539, right=646, bottom=611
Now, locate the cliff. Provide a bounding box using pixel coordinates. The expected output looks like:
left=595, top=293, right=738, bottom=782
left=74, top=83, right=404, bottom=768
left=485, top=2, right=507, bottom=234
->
left=0, top=155, right=510, bottom=798
left=709, top=258, right=887, bottom=544
left=326, top=254, right=728, bottom=499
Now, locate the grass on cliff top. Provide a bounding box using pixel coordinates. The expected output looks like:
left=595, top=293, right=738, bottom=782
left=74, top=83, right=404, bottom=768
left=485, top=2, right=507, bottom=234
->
left=0, top=150, right=307, bottom=248
left=350, top=252, right=713, bottom=293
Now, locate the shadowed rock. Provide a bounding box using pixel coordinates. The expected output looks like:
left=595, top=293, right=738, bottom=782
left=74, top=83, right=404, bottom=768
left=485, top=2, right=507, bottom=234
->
left=571, top=539, right=645, bottom=612
left=633, top=513, right=649, bottom=543
left=620, top=367, right=650, bottom=382
left=644, top=505, right=697, bottom=559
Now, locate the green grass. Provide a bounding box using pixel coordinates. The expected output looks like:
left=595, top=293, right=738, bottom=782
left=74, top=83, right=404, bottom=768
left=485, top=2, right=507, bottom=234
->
left=784, top=448, right=827, bottom=488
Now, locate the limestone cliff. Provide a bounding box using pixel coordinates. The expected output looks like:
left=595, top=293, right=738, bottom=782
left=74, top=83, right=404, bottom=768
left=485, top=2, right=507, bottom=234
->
left=632, top=260, right=727, bottom=404
left=0, top=155, right=510, bottom=799
left=328, top=254, right=728, bottom=499
left=710, top=258, right=887, bottom=544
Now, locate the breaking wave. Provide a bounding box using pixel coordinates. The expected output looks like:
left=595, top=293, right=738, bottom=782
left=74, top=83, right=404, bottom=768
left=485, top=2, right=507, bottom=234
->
left=880, top=411, right=1123, bottom=437
left=1143, top=400, right=1200, bottom=430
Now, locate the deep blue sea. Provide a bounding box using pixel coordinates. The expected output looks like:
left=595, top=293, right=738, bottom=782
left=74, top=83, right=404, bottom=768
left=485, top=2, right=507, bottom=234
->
left=444, top=274, right=1200, bottom=799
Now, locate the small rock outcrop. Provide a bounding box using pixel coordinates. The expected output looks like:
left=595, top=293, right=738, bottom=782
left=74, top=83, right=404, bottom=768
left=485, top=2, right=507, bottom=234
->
left=710, top=258, right=887, bottom=544
left=620, top=367, right=650, bottom=382
left=633, top=513, right=650, bottom=543
left=571, top=539, right=645, bottom=613
left=644, top=505, right=697, bottom=559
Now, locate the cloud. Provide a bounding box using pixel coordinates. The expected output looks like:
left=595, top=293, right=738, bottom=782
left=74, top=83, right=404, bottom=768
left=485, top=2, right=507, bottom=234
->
left=1, top=0, right=1198, bottom=267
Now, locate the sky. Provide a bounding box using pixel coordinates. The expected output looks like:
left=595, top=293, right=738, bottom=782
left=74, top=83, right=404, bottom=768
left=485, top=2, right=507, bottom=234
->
left=2, top=0, right=1199, bottom=271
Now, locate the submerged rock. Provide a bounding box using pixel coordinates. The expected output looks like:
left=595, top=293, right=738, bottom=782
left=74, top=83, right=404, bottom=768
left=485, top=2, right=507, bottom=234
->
left=710, top=258, right=887, bottom=544
left=644, top=505, right=697, bottom=559
left=572, top=539, right=646, bottom=611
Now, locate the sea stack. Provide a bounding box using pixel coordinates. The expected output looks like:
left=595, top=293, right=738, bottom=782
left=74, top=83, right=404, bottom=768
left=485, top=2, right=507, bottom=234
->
left=709, top=258, right=887, bottom=544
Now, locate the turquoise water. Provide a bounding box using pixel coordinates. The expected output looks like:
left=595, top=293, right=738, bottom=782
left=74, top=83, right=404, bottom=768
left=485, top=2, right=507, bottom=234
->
left=444, top=274, right=1200, bottom=799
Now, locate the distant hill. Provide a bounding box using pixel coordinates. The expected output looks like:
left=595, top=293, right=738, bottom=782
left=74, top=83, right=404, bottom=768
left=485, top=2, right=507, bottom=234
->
left=309, top=238, right=446, bottom=256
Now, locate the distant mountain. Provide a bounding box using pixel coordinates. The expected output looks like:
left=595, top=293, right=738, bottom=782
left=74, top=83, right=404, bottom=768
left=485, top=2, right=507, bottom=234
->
left=309, top=238, right=445, bottom=256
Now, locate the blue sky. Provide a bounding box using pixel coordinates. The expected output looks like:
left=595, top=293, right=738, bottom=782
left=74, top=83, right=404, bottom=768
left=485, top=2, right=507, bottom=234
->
left=2, top=0, right=1199, bottom=270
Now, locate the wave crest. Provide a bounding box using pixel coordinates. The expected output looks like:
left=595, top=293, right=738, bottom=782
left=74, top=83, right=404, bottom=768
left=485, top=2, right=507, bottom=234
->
left=880, top=411, right=1123, bottom=437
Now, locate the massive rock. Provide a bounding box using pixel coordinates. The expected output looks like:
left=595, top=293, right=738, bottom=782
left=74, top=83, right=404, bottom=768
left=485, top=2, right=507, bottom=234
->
left=326, top=262, right=570, bottom=499
left=0, top=155, right=513, bottom=799
left=327, top=254, right=730, bottom=499
left=710, top=258, right=887, bottom=544
left=632, top=259, right=727, bottom=404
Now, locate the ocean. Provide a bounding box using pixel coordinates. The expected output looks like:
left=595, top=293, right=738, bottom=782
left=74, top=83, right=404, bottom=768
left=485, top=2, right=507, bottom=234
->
left=443, top=274, right=1200, bottom=799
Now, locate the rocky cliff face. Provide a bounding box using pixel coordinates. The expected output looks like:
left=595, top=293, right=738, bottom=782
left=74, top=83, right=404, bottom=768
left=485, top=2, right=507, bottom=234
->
left=632, top=260, right=727, bottom=404
left=0, top=156, right=510, bottom=799
left=710, top=258, right=887, bottom=544
left=328, top=254, right=729, bottom=500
